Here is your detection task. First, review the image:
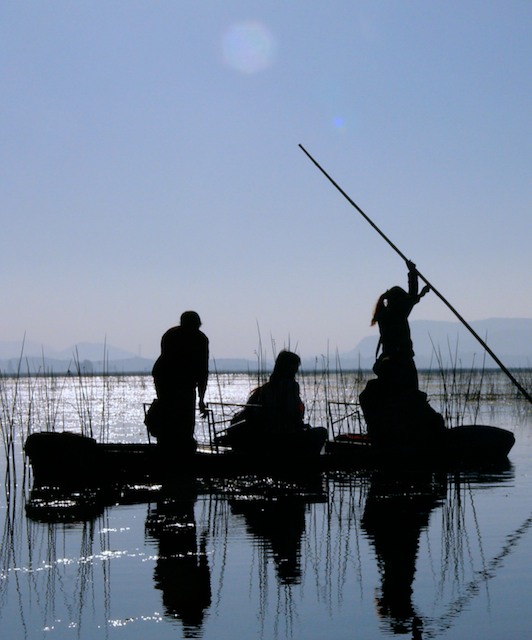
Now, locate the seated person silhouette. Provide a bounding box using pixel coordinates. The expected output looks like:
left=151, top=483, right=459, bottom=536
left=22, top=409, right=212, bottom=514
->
left=217, top=350, right=327, bottom=456
left=150, top=311, right=209, bottom=456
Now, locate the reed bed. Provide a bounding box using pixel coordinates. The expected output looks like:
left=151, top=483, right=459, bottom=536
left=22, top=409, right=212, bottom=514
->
left=0, top=344, right=127, bottom=486
left=428, top=342, right=486, bottom=427
left=0, top=351, right=38, bottom=489
left=1, top=341, right=531, bottom=487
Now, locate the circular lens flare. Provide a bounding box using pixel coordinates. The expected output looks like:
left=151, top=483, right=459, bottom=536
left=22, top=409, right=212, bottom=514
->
left=222, top=22, right=276, bottom=74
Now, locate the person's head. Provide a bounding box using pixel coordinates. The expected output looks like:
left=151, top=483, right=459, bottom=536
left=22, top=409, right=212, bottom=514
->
left=180, top=310, right=202, bottom=330
left=371, top=287, right=408, bottom=325
left=271, top=350, right=301, bottom=380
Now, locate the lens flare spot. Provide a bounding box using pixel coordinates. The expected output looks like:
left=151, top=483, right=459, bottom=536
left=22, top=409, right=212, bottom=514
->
left=222, top=22, right=276, bottom=74
left=332, top=116, right=347, bottom=132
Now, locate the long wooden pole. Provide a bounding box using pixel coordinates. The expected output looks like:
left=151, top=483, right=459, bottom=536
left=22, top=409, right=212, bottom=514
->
left=299, top=143, right=532, bottom=405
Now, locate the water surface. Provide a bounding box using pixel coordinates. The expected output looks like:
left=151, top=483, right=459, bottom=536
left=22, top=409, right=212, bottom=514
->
left=1, top=372, right=531, bottom=639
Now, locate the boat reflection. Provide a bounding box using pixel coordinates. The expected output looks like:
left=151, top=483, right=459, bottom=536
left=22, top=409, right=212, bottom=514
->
left=15, top=463, right=519, bottom=640
left=145, top=485, right=212, bottom=638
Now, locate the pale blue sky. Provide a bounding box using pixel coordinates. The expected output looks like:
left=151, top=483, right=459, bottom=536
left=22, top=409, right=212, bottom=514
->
left=2, top=1, right=531, bottom=359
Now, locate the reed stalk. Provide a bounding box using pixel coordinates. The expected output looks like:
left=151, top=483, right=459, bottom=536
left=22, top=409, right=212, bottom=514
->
left=69, top=343, right=114, bottom=442
left=37, top=355, right=67, bottom=433
left=72, top=348, right=94, bottom=439
left=0, top=373, right=17, bottom=488
left=0, top=340, right=27, bottom=488
left=429, top=336, right=487, bottom=428
left=99, top=340, right=111, bottom=443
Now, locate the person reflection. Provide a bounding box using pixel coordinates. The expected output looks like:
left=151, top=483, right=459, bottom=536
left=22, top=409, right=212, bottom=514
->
left=229, top=493, right=311, bottom=585
left=145, top=488, right=211, bottom=636
left=362, top=472, right=446, bottom=639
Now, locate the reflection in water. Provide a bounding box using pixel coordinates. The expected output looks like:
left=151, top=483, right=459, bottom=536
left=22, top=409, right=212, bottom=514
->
left=233, top=497, right=306, bottom=584
left=362, top=472, right=447, bottom=639
left=229, top=494, right=309, bottom=585
left=2, top=463, right=527, bottom=640
left=3, top=493, right=113, bottom=637
left=225, top=477, right=328, bottom=639
left=360, top=466, right=522, bottom=639
left=25, top=486, right=107, bottom=523
left=145, top=484, right=212, bottom=638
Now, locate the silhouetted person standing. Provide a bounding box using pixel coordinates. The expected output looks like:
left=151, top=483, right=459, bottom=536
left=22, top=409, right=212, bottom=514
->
left=361, top=262, right=444, bottom=450
left=152, top=311, right=209, bottom=455
left=371, top=261, right=430, bottom=391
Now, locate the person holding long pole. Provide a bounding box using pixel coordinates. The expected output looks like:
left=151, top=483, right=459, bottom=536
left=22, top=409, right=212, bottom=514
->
left=299, top=144, right=532, bottom=406
left=371, top=260, right=430, bottom=392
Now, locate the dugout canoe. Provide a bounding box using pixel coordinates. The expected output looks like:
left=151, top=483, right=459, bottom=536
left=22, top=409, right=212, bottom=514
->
left=24, top=424, right=515, bottom=488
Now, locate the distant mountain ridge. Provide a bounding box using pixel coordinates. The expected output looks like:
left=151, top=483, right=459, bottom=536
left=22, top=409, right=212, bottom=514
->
left=341, top=317, right=532, bottom=370
left=0, top=341, right=137, bottom=361
left=1, top=318, right=531, bottom=374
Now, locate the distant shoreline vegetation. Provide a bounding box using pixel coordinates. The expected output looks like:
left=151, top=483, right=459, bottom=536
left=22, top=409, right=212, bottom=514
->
left=1, top=362, right=531, bottom=378
left=1, top=317, right=531, bottom=375
left=1, top=355, right=532, bottom=377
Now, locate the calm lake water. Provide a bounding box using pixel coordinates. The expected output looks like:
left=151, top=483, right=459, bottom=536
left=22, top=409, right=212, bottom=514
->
left=1, top=371, right=531, bottom=639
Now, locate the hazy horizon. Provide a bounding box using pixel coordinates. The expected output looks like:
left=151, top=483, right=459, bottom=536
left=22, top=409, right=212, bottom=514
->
left=3, top=317, right=531, bottom=366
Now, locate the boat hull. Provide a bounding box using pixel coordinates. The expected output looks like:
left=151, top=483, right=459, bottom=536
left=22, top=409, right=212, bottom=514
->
left=24, top=431, right=328, bottom=487
left=24, top=424, right=515, bottom=488
left=327, top=424, right=515, bottom=469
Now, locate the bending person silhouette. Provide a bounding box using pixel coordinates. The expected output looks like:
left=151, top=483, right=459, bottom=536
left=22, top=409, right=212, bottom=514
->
left=371, top=261, right=430, bottom=391
left=151, top=311, right=209, bottom=455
